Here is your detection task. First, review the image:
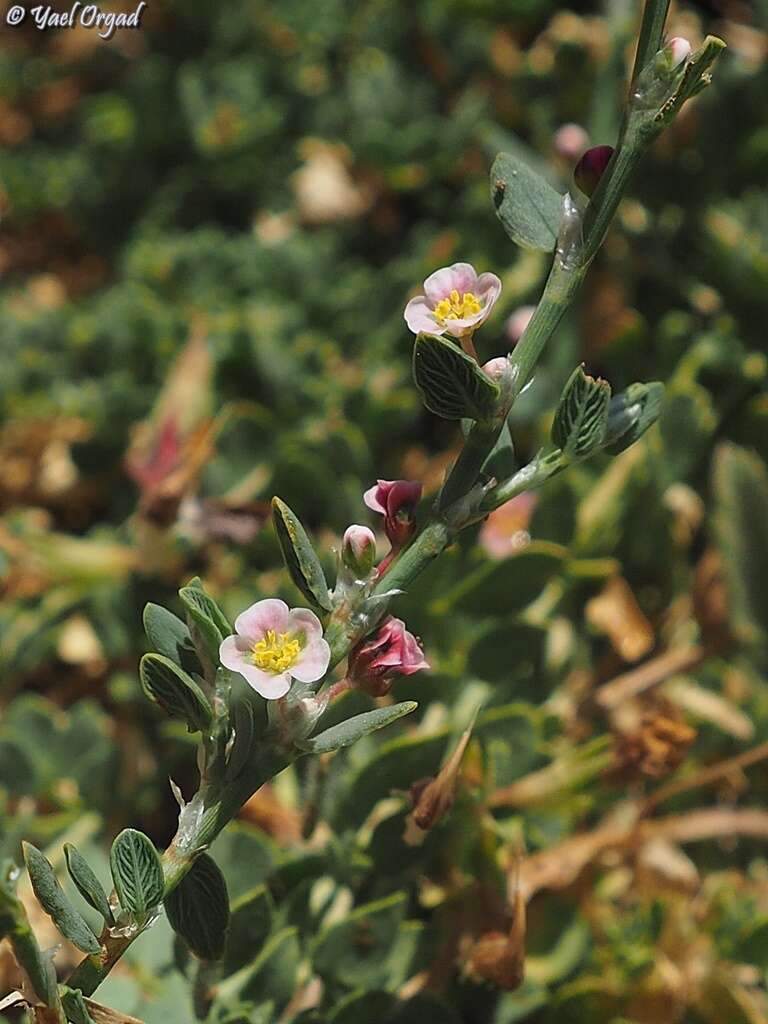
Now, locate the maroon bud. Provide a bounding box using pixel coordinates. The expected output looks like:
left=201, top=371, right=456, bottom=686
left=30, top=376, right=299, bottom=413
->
left=363, top=479, right=423, bottom=550
left=574, top=145, right=615, bottom=198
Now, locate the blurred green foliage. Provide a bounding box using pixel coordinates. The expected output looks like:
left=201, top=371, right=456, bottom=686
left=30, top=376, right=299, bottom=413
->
left=2, top=0, right=768, bottom=1021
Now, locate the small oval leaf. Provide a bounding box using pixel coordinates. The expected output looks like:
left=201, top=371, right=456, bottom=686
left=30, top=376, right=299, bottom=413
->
left=140, top=653, right=213, bottom=732
left=22, top=843, right=101, bottom=954
left=552, top=366, right=611, bottom=458
left=225, top=694, right=257, bottom=782
left=272, top=498, right=332, bottom=612
left=142, top=603, right=200, bottom=675
left=64, top=844, right=113, bottom=923
left=491, top=152, right=564, bottom=252
left=110, top=829, right=164, bottom=919
left=413, top=335, right=500, bottom=421
left=164, top=853, right=230, bottom=961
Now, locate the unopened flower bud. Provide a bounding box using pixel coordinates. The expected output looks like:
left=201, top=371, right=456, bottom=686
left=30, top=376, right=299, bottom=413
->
left=348, top=615, right=428, bottom=697
left=662, top=36, right=691, bottom=70
left=342, top=524, right=377, bottom=577
left=505, top=305, right=535, bottom=345
left=574, top=145, right=615, bottom=198
left=481, top=357, right=509, bottom=381
left=363, top=479, right=422, bottom=550
left=553, top=123, right=590, bottom=161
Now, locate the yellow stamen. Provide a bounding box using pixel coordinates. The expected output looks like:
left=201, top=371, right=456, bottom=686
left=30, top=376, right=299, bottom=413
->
left=252, top=629, right=302, bottom=674
left=433, top=289, right=482, bottom=324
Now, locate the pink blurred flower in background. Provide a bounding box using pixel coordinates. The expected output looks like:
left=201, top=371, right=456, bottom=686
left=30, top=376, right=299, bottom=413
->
left=220, top=598, right=330, bottom=699
left=404, top=262, right=502, bottom=339
left=505, top=305, right=536, bottom=346
left=553, top=123, right=590, bottom=161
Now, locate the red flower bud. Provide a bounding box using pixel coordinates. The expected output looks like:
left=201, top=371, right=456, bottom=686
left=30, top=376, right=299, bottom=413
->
left=574, top=145, right=615, bottom=198
left=348, top=616, right=429, bottom=697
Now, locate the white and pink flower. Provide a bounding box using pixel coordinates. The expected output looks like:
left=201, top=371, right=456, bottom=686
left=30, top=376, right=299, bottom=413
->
left=219, top=598, right=330, bottom=700
left=404, top=262, right=502, bottom=339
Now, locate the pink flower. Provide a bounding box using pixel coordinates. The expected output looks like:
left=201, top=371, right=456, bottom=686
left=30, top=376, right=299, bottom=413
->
left=574, top=145, right=615, bottom=198
left=348, top=616, right=429, bottom=696
left=404, top=262, right=502, bottom=339
left=219, top=598, right=330, bottom=700
left=364, top=479, right=422, bottom=548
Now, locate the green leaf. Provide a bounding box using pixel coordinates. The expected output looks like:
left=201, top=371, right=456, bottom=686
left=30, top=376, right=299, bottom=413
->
left=60, top=986, right=96, bottom=1024
left=491, top=152, right=564, bottom=252
left=603, top=381, right=665, bottom=454
left=312, top=892, right=407, bottom=988
left=431, top=542, right=566, bottom=617
left=225, top=692, right=257, bottom=782
left=142, top=603, right=200, bottom=675
left=224, top=885, right=273, bottom=974
left=301, top=702, right=418, bottom=754
left=64, top=844, right=113, bottom=923
left=713, top=443, right=768, bottom=650
left=140, top=652, right=213, bottom=732
left=271, top=497, right=332, bottom=612
left=179, top=584, right=230, bottom=665
left=22, top=843, right=101, bottom=955
left=0, top=859, right=58, bottom=1006
left=109, top=828, right=164, bottom=919
left=413, top=334, right=500, bottom=421
left=165, top=853, right=230, bottom=961
left=552, top=366, right=611, bottom=458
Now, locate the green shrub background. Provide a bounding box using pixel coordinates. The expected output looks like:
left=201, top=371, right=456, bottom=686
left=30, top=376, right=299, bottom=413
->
left=2, top=1, right=768, bottom=1021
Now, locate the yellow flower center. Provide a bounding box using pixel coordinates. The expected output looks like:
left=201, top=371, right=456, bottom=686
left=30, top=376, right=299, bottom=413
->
left=252, top=629, right=302, bottom=674
left=433, top=289, right=482, bottom=324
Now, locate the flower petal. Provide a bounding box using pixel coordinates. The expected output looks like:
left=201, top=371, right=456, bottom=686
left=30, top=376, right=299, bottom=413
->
left=219, top=634, right=251, bottom=672
left=289, top=607, right=324, bottom=643
left=476, top=272, right=502, bottom=308
left=234, top=598, right=290, bottom=640
left=364, top=481, right=388, bottom=514
left=404, top=296, right=442, bottom=336
left=291, top=637, right=331, bottom=683
left=240, top=664, right=293, bottom=700
left=423, top=263, right=478, bottom=304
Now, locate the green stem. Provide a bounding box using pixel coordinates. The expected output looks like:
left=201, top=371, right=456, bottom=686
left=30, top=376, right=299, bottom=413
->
left=66, top=744, right=293, bottom=997
left=481, top=450, right=567, bottom=513
left=507, top=261, right=586, bottom=393
left=630, top=0, right=671, bottom=89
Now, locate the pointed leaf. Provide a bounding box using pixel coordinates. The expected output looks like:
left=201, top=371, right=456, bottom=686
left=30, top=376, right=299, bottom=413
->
left=301, top=701, right=418, bottom=754
left=64, top=844, right=113, bottom=923
left=272, top=497, right=332, bottom=612
left=413, top=335, right=500, bottom=421
left=140, top=652, right=213, bottom=732
left=552, top=366, right=611, bottom=458
left=712, top=443, right=768, bottom=650
left=603, top=381, right=665, bottom=454
left=22, top=843, right=101, bottom=954
left=0, top=859, right=58, bottom=1005
left=110, top=829, right=164, bottom=918
left=164, top=853, right=230, bottom=961
left=491, top=152, right=564, bottom=252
